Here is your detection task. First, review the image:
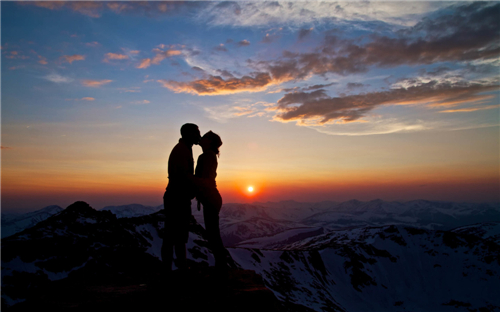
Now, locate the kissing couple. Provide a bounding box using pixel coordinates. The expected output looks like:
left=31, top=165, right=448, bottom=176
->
left=161, top=123, right=229, bottom=274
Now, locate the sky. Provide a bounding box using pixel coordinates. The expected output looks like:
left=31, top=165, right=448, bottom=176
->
left=1, top=1, right=499, bottom=212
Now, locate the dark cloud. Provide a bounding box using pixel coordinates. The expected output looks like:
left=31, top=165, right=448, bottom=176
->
left=259, top=2, right=500, bottom=82
left=237, top=39, right=251, bottom=47
left=273, top=80, right=499, bottom=124
left=303, top=83, right=337, bottom=91
left=191, top=66, right=205, bottom=72
left=214, top=44, right=228, bottom=52
left=298, top=28, right=313, bottom=40
left=20, top=1, right=202, bottom=18
left=346, top=82, right=365, bottom=90
left=261, top=34, right=275, bottom=44
left=216, top=69, right=235, bottom=78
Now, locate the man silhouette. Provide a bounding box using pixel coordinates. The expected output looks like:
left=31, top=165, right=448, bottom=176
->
left=161, top=123, right=201, bottom=273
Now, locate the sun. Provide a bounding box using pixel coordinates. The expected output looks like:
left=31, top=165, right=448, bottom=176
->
left=247, top=186, right=254, bottom=192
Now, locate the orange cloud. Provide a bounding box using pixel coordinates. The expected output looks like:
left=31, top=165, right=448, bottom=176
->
left=81, top=97, right=95, bottom=101
left=137, top=58, right=152, bottom=69
left=81, top=80, right=112, bottom=87
left=439, top=104, right=500, bottom=113
left=103, top=52, right=129, bottom=63
left=137, top=49, right=181, bottom=69
left=157, top=73, right=276, bottom=95
left=60, top=54, right=85, bottom=64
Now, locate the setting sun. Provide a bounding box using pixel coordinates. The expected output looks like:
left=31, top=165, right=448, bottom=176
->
left=248, top=186, right=254, bottom=192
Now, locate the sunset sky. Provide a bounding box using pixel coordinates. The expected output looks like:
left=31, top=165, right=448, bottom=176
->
left=2, top=1, right=499, bottom=212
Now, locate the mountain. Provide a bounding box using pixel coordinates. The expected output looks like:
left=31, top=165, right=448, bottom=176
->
left=1, top=205, right=63, bottom=238
left=3, top=199, right=500, bottom=311
left=230, top=225, right=500, bottom=312
left=451, top=222, right=500, bottom=244
left=99, top=203, right=163, bottom=218
left=1, top=201, right=217, bottom=308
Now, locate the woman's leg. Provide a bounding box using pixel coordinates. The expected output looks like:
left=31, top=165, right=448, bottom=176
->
left=203, top=202, right=226, bottom=268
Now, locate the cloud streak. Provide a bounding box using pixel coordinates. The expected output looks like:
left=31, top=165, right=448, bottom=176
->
left=44, top=73, right=73, bottom=83
left=81, top=80, right=112, bottom=87
left=272, top=80, right=499, bottom=125
left=103, top=53, right=128, bottom=63
left=60, top=54, right=85, bottom=64
left=158, top=72, right=277, bottom=95
left=136, top=48, right=182, bottom=69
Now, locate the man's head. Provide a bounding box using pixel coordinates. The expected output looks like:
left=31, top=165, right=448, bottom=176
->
left=180, top=123, right=201, bottom=145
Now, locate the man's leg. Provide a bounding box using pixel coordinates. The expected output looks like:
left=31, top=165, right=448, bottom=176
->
left=174, top=243, right=187, bottom=270
left=161, top=237, right=174, bottom=274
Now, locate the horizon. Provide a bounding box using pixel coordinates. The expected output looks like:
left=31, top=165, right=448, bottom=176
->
left=3, top=197, right=500, bottom=215
left=2, top=1, right=499, bottom=213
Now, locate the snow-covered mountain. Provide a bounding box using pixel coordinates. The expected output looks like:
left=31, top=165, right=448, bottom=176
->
left=217, top=199, right=500, bottom=247
left=3, top=199, right=499, bottom=311
left=231, top=225, right=500, bottom=312
left=1, top=205, right=63, bottom=238
left=1, top=201, right=221, bottom=308
left=451, top=222, right=500, bottom=244
left=99, top=203, right=163, bottom=218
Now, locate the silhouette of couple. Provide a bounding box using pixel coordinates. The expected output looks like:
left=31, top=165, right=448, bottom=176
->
left=161, top=123, right=229, bottom=274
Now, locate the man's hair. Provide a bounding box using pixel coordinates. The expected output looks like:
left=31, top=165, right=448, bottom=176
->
left=180, top=123, right=199, bottom=139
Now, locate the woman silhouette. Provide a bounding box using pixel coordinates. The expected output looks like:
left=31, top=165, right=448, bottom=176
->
left=195, top=131, right=228, bottom=270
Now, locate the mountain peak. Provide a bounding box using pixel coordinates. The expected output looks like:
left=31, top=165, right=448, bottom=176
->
left=64, top=201, right=94, bottom=214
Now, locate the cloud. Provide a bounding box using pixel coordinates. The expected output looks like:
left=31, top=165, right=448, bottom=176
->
left=346, top=82, right=365, bottom=90
left=261, top=33, right=275, bottom=44
left=66, top=97, right=96, bottom=101
left=136, top=48, right=182, bottom=68
left=103, top=52, right=129, bottom=63
left=60, top=54, right=85, bottom=64
left=44, top=73, right=73, bottom=83
left=38, top=55, right=48, bottom=65
left=271, top=79, right=499, bottom=125
left=131, top=100, right=150, bottom=105
left=237, top=39, right=250, bottom=47
left=439, top=104, right=500, bottom=113
left=19, top=1, right=200, bottom=18
left=81, top=79, right=112, bottom=87
left=203, top=101, right=273, bottom=122
left=136, top=58, right=151, bottom=69
left=85, top=41, right=100, bottom=47
left=303, top=83, right=337, bottom=91
left=298, top=28, right=314, bottom=40
left=248, top=2, right=500, bottom=84
left=195, top=1, right=450, bottom=28
left=1, top=146, right=12, bottom=150
left=157, top=72, right=276, bottom=96
left=214, top=44, right=227, bottom=52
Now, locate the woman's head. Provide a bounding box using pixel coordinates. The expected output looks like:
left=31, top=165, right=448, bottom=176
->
left=200, top=131, right=222, bottom=155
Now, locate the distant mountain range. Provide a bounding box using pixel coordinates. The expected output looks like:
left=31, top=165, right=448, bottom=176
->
left=2, top=199, right=499, bottom=311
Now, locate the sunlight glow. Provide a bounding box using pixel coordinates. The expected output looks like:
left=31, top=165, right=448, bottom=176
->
left=248, top=186, right=254, bottom=192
